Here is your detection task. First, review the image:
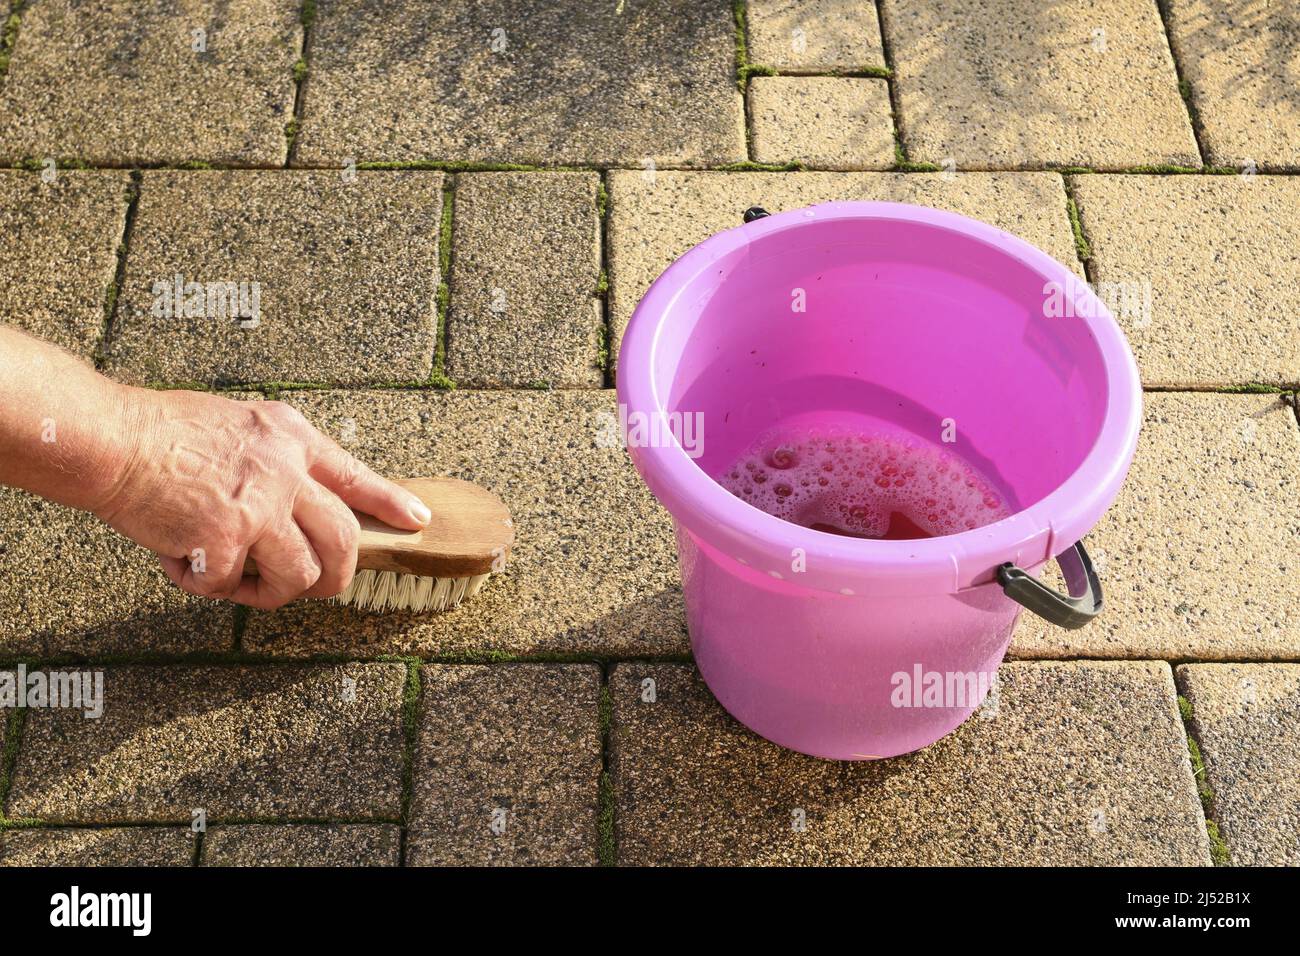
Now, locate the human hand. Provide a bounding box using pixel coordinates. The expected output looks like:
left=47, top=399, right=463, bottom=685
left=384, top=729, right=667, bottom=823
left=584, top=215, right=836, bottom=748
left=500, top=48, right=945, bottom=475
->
left=93, top=390, right=430, bottom=609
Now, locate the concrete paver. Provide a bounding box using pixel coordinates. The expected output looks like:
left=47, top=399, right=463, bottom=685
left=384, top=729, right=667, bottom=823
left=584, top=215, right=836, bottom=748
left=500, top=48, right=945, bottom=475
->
left=1178, top=664, right=1300, bottom=866
left=883, top=0, right=1199, bottom=169
left=446, top=173, right=603, bottom=387
left=0, top=0, right=300, bottom=166
left=611, top=661, right=1209, bottom=865
left=407, top=665, right=600, bottom=865
left=748, top=77, right=895, bottom=169
left=5, top=664, right=407, bottom=822
left=103, top=171, right=444, bottom=387
left=294, top=0, right=745, bottom=166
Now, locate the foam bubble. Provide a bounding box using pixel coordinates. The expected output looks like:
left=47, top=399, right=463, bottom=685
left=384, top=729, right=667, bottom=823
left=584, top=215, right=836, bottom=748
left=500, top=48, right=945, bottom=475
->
left=718, top=425, right=1012, bottom=539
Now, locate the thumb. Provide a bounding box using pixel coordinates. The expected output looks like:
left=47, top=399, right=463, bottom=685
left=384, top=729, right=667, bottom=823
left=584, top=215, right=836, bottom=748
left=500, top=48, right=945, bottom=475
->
left=309, top=442, right=431, bottom=531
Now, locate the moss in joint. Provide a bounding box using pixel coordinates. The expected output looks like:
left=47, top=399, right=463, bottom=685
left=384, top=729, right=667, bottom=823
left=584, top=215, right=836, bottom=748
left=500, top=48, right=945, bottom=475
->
left=1065, top=195, right=1092, bottom=262
left=716, top=160, right=802, bottom=172
left=0, top=3, right=27, bottom=78
left=1178, top=693, right=1231, bottom=866
left=597, top=770, right=616, bottom=865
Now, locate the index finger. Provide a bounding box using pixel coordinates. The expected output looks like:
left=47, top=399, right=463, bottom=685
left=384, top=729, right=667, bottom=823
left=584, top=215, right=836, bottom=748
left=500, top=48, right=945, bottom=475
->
left=308, top=436, right=431, bottom=531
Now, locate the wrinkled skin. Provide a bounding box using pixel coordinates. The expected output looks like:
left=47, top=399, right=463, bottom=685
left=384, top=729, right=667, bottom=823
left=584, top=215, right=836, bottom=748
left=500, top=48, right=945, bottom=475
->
left=99, top=392, right=430, bottom=609
left=0, top=324, right=431, bottom=610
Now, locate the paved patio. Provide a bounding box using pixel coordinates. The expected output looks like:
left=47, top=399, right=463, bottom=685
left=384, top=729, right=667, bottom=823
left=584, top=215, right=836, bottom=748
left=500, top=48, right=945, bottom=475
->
left=0, top=0, right=1297, bottom=866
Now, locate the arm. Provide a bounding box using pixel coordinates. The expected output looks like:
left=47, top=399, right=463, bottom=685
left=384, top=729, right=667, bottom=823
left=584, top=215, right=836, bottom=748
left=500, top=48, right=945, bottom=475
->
left=0, top=324, right=430, bottom=609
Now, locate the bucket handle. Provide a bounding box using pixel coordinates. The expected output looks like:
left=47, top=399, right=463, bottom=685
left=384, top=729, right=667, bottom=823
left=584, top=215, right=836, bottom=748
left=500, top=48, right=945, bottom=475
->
left=997, top=541, right=1101, bottom=629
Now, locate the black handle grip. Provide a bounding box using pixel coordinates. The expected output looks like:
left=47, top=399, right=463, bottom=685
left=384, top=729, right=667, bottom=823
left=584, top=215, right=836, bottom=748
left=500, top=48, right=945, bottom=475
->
left=997, top=541, right=1102, bottom=629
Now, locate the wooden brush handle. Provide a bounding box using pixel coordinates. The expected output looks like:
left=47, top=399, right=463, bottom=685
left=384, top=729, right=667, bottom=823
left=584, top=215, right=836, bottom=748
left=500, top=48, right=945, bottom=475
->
left=244, top=477, right=514, bottom=578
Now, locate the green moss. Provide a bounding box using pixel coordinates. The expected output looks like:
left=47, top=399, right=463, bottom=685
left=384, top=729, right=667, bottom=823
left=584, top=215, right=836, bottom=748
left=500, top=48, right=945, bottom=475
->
left=829, top=65, right=892, bottom=79
left=356, top=160, right=578, bottom=173
left=300, top=0, right=317, bottom=29
left=527, top=379, right=553, bottom=391
left=1220, top=382, right=1284, bottom=394
left=1178, top=694, right=1232, bottom=866
left=895, top=160, right=942, bottom=172
left=595, top=179, right=609, bottom=219
left=1205, top=820, right=1231, bottom=865
left=1065, top=194, right=1092, bottom=262
left=432, top=183, right=456, bottom=386
left=176, top=159, right=218, bottom=170
left=1123, top=164, right=1204, bottom=175
left=715, top=160, right=802, bottom=172
left=731, top=0, right=751, bottom=91
left=596, top=269, right=609, bottom=296
left=399, top=659, right=422, bottom=829
left=0, top=5, right=25, bottom=79
left=92, top=174, right=140, bottom=370
left=283, top=119, right=300, bottom=148
left=597, top=770, right=616, bottom=865
left=292, top=57, right=308, bottom=83
left=0, top=707, right=26, bottom=823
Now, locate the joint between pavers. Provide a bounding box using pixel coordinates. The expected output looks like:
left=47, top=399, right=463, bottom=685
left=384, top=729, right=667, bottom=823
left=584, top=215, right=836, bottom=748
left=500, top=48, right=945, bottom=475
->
left=871, top=0, right=925, bottom=174
left=596, top=669, right=615, bottom=866
left=1060, top=175, right=1095, bottom=281
left=1152, top=0, right=1208, bottom=168
left=1172, top=686, right=1232, bottom=866
left=92, top=170, right=142, bottom=371
left=0, top=0, right=27, bottom=80
left=596, top=171, right=613, bottom=387
left=431, top=177, right=457, bottom=390
left=0, top=707, right=28, bottom=824
left=397, top=658, right=421, bottom=866
left=287, top=0, right=315, bottom=167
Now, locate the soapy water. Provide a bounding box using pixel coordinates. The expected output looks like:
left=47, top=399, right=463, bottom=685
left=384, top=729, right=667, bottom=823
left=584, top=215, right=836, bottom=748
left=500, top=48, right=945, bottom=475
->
left=719, top=425, right=1013, bottom=539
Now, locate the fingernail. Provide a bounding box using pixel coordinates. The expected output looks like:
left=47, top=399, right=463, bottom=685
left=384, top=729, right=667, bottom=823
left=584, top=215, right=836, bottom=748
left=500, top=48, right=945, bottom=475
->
left=408, top=498, right=432, bottom=526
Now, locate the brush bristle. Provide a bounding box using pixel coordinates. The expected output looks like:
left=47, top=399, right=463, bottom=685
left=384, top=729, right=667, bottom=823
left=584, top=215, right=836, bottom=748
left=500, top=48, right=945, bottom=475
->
left=331, top=570, right=492, bottom=613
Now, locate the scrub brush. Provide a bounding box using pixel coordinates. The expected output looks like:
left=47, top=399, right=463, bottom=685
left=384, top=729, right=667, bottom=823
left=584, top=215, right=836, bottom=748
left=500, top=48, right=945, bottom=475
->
left=250, top=477, right=514, bottom=612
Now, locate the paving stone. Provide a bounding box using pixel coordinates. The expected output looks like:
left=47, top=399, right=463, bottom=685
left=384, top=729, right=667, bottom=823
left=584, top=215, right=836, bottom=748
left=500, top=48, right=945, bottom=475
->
left=294, top=0, right=745, bottom=166
left=0, top=827, right=193, bottom=866
left=0, top=171, right=131, bottom=358
left=103, top=170, right=444, bottom=387
left=607, top=170, right=1081, bottom=360
left=748, top=77, right=894, bottom=169
left=407, top=665, right=600, bottom=866
left=446, top=173, right=603, bottom=387
left=611, top=661, right=1209, bottom=865
left=4, top=664, right=407, bottom=823
left=1165, top=0, right=1300, bottom=169
left=747, top=0, right=885, bottom=71
left=1010, top=394, right=1300, bottom=661
left=202, top=824, right=401, bottom=866
left=1070, top=174, right=1300, bottom=387
left=0, top=0, right=300, bottom=166
left=883, top=0, right=1199, bottom=169
left=242, top=389, right=684, bottom=658
left=0, top=488, right=234, bottom=658
left=1178, top=664, right=1300, bottom=866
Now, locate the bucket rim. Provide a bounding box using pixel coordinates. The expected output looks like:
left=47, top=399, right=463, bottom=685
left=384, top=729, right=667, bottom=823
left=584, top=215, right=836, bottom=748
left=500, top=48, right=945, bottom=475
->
left=616, top=200, right=1142, bottom=595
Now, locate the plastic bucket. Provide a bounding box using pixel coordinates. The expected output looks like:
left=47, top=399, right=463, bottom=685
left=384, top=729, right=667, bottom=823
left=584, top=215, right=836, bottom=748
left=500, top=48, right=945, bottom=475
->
left=617, top=201, right=1142, bottom=760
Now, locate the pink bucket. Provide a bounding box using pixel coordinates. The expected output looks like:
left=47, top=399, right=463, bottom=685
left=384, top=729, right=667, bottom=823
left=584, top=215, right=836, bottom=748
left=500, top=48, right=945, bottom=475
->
left=617, top=202, right=1141, bottom=760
